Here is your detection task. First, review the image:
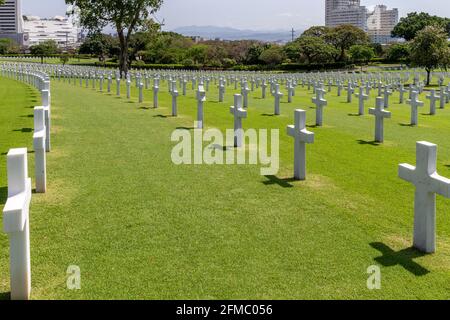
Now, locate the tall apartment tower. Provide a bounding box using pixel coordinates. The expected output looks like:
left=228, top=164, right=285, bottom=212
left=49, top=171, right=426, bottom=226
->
left=325, top=0, right=367, bottom=31
left=0, top=0, right=24, bottom=45
left=367, top=5, right=399, bottom=44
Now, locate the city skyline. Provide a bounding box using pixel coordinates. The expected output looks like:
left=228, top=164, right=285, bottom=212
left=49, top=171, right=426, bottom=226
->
left=20, top=0, right=450, bottom=31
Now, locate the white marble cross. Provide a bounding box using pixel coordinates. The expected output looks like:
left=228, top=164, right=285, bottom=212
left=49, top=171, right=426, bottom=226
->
left=287, top=83, right=295, bottom=103
left=3, top=148, right=32, bottom=300
left=383, top=86, right=392, bottom=108
left=138, top=82, right=144, bottom=103
left=116, top=77, right=121, bottom=96
left=398, top=84, right=407, bottom=104
left=126, top=79, right=131, bottom=99
left=346, top=82, right=354, bottom=103
left=171, top=83, right=179, bottom=116
left=230, top=94, right=247, bottom=147
left=261, top=81, right=267, bottom=99
left=196, top=85, right=206, bottom=129
left=356, top=86, right=369, bottom=115
left=369, top=97, right=391, bottom=142
left=439, top=87, right=447, bottom=109
left=312, top=88, right=327, bottom=126
left=153, top=84, right=159, bottom=108
left=426, top=90, right=440, bottom=115
left=273, top=84, right=283, bottom=115
left=287, top=109, right=315, bottom=180
left=241, top=84, right=250, bottom=108
left=407, top=91, right=424, bottom=126
left=218, top=81, right=225, bottom=102
left=33, top=107, right=46, bottom=193
left=399, top=141, right=450, bottom=253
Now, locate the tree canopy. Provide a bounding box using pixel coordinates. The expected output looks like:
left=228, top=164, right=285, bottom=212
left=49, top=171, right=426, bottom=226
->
left=409, top=26, right=450, bottom=85
left=66, top=0, right=163, bottom=75
left=392, top=12, right=450, bottom=41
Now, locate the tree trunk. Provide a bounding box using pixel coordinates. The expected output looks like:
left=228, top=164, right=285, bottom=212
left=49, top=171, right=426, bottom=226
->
left=426, top=69, right=431, bottom=86
left=117, top=30, right=129, bottom=77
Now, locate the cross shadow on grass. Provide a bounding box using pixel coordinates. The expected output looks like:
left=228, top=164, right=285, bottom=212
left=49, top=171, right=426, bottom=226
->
left=263, top=175, right=295, bottom=188
left=399, top=123, right=416, bottom=127
left=357, top=139, right=381, bottom=147
left=261, top=113, right=276, bottom=117
left=13, top=128, right=33, bottom=133
left=348, top=113, right=362, bottom=117
left=370, top=242, right=430, bottom=276
left=0, top=292, right=11, bottom=301
left=153, top=114, right=171, bottom=118
left=176, top=126, right=195, bottom=131
left=0, top=186, right=7, bottom=206
left=20, top=114, right=34, bottom=118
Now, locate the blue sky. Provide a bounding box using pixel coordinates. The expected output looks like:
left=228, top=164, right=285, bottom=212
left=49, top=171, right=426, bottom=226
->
left=22, top=0, right=450, bottom=31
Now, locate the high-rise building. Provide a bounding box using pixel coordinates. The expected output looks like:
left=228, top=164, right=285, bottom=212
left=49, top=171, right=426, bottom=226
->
left=325, top=0, right=367, bottom=31
left=0, top=0, right=24, bottom=45
left=367, top=5, right=399, bottom=44
left=325, top=1, right=399, bottom=44
left=23, top=15, right=80, bottom=49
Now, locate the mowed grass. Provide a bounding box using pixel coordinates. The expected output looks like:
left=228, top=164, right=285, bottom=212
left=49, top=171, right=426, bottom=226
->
left=1, top=74, right=450, bottom=300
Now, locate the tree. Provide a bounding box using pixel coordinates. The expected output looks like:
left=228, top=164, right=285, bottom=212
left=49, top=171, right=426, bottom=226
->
left=259, top=46, right=285, bottom=66
left=325, top=25, right=369, bottom=61
left=245, top=43, right=265, bottom=65
left=348, top=45, right=375, bottom=71
left=0, top=38, right=19, bottom=54
left=410, top=26, right=450, bottom=85
left=187, top=45, right=208, bottom=66
left=30, top=40, right=59, bottom=63
left=79, top=33, right=119, bottom=62
left=392, top=12, right=450, bottom=41
left=302, top=26, right=332, bottom=38
left=385, top=43, right=410, bottom=62
left=60, top=54, right=70, bottom=65
left=294, top=36, right=338, bottom=64
left=66, top=0, right=163, bottom=75
left=0, top=0, right=4, bottom=5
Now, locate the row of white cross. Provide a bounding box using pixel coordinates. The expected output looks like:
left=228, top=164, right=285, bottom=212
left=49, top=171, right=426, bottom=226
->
left=2, top=62, right=450, bottom=301
left=1, top=68, right=51, bottom=300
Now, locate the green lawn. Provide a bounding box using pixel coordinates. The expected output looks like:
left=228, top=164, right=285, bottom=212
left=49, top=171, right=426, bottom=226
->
left=1, top=74, right=450, bottom=300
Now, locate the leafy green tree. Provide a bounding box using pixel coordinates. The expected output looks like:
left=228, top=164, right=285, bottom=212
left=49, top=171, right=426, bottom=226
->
left=259, top=46, right=285, bottom=66
left=60, top=54, right=70, bottom=65
left=348, top=45, right=375, bottom=70
left=143, top=32, right=192, bottom=64
left=245, top=43, right=265, bottom=65
left=0, top=38, right=19, bottom=54
left=325, top=25, right=369, bottom=61
left=187, top=45, right=208, bottom=65
left=66, top=0, right=163, bottom=75
left=370, top=43, right=384, bottom=57
left=392, top=12, right=450, bottom=41
left=385, top=43, right=410, bottom=62
left=295, top=36, right=338, bottom=64
left=30, top=40, right=59, bottom=63
left=302, top=26, right=332, bottom=38
left=0, top=0, right=4, bottom=5
left=410, top=26, right=450, bottom=85
left=79, top=33, right=119, bottom=62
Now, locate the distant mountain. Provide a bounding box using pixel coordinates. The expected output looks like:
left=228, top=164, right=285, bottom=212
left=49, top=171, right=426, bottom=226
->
left=171, top=26, right=299, bottom=43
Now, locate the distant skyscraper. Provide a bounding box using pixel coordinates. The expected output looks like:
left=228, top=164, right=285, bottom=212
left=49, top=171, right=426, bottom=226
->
left=367, top=5, right=399, bottom=44
left=325, top=0, right=367, bottom=31
left=0, top=0, right=24, bottom=44
left=325, top=0, right=399, bottom=44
